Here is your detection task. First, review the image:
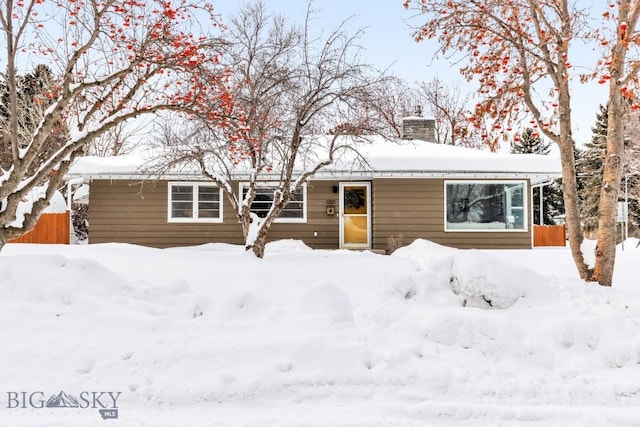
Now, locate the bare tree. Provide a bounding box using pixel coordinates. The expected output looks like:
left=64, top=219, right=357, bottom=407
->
left=0, top=0, right=229, bottom=248
left=418, top=77, right=477, bottom=147
left=362, top=75, right=484, bottom=148
left=365, top=76, right=419, bottom=138
left=150, top=0, right=389, bottom=258
left=86, top=121, right=147, bottom=157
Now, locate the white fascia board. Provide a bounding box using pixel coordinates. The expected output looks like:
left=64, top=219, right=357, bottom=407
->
left=65, top=170, right=560, bottom=183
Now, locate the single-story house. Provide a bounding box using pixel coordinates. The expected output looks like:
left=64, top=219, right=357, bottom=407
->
left=65, top=116, right=561, bottom=251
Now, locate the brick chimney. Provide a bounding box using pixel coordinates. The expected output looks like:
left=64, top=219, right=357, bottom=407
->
left=401, top=105, right=435, bottom=141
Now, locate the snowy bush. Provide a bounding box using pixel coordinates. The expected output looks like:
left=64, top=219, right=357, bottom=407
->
left=393, top=239, right=545, bottom=309
left=449, top=250, right=542, bottom=309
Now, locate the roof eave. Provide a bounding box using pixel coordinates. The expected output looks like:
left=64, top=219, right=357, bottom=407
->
left=64, top=170, right=560, bottom=184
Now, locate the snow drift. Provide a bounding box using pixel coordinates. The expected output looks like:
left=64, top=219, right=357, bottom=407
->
left=1, top=239, right=639, bottom=426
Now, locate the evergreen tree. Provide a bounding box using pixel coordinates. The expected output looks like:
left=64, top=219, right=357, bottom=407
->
left=577, top=105, right=607, bottom=231
left=620, top=109, right=640, bottom=235
left=512, top=127, right=551, bottom=154
left=511, top=128, right=563, bottom=224
left=577, top=104, right=640, bottom=233
left=0, top=65, right=68, bottom=175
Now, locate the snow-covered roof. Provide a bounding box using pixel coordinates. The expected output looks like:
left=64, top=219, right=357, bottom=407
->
left=67, top=154, right=146, bottom=176
left=344, top=139, right=559, bottom=175
left=65, top=137, right=561, bottom=183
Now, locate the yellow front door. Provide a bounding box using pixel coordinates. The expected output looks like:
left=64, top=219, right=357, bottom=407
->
left=340, top=183, right=371, bottom=248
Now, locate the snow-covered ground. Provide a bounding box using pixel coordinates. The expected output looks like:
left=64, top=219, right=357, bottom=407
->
left=1, top=239, right=640, bottom=426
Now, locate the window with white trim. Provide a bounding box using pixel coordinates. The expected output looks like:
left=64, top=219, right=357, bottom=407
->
left=168, top=182, right=223, bottom=222
left=240, top=183, right=306, bottom=223
left=445, top=181, right=527, bottom=231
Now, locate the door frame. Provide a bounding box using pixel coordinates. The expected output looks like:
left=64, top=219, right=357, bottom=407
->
left=339, top=182, right=372, bottom=249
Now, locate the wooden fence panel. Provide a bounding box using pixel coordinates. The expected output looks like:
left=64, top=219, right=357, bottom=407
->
left=533, top=224, right=566, bottom=247
left=9, top=212, right=70, bottom=244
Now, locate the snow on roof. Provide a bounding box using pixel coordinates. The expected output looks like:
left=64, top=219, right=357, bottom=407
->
left=343, top=138, right=560, bottom=175
left=67, top=153, right=147, bottom=175
left=65, top=137, right=561, bottom=182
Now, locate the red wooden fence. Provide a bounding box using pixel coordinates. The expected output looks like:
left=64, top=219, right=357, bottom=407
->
left=533, top=224, right=566, bottom=247
left=9, top=212, right=70, bottom=244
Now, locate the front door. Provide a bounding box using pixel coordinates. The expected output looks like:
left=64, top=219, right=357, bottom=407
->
left=339, top=182, right=371, bottom=249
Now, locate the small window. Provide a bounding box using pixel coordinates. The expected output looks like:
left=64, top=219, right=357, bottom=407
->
left=445, top=181, right=527, bottom=231
left=240, top=184, right=306, bottom=223
left=168, top=182, right=222, bottom=223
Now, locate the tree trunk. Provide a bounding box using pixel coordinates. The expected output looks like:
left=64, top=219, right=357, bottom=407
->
left=590, top=17, right=632, bottom=287
left=554, top=83, right=591, bottom=281
left=239, top=188, right=290, bottom=259
left=250, top=229, right=267, bottom=258
left=245, top=221, right=271, bottom=258
left=243, top=212, right=278, bottom=259
left=558, top=140, right=591, bottom=281
left=592, top=93, right=625, bottom=286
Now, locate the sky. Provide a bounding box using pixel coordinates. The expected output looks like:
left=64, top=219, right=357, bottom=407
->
left=213, top=0, right=460, bottom=82
left=214, top=0, right=608, bottom=147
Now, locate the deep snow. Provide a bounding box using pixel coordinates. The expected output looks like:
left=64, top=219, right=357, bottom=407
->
left=0, top=239, right=639, bottom=426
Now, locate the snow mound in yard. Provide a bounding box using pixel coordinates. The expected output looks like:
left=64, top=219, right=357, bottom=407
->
left=265, top=238, right=312, bottom=253
left=0, top=254, right=199, bottom=321
left=393, top=239, right=547, bottom=309
left=0, top=254, right=133, bottom=306
left=392, top=238, right=458, bottom=268
left=450, top=250, right=546, bottom=309
left=3, top=241, right=640, bottom=426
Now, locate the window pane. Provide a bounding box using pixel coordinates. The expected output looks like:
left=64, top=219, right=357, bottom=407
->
left=504, top=184, right=525, bottom=229
left=282, top=188, right=304, bottom=218
left=289, top=190, right=304, bottom=202
left=197, top=186, right=220, bottom=219
left=344, top=187, right=367, bottom=215
left=280, top=206, right=303, bottom=218
left=247, top=188, right=272, bottom=218
left=344, top=215, right=368, bottom=244
left=171, top=186, right=194, bottom=218
left=172, top=186, right=193, bottom=201
left=198, top=207, right=220, bottom=218
left=172, top=201, right=193, bottom=218
left=198, top=186, right=219, bottom=202
left=446, top=182, right=525, bottom=231
left=198, top=203, right=219, bottom=217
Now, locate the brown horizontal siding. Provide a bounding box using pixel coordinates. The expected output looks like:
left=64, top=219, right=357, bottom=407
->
left=88, top=179, right=340, bottom=249
left=371, top=178, right=532, bottom=251
left=89, top=179, right=239, bottom=248
left=88, top=178, right=532, bottom=251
